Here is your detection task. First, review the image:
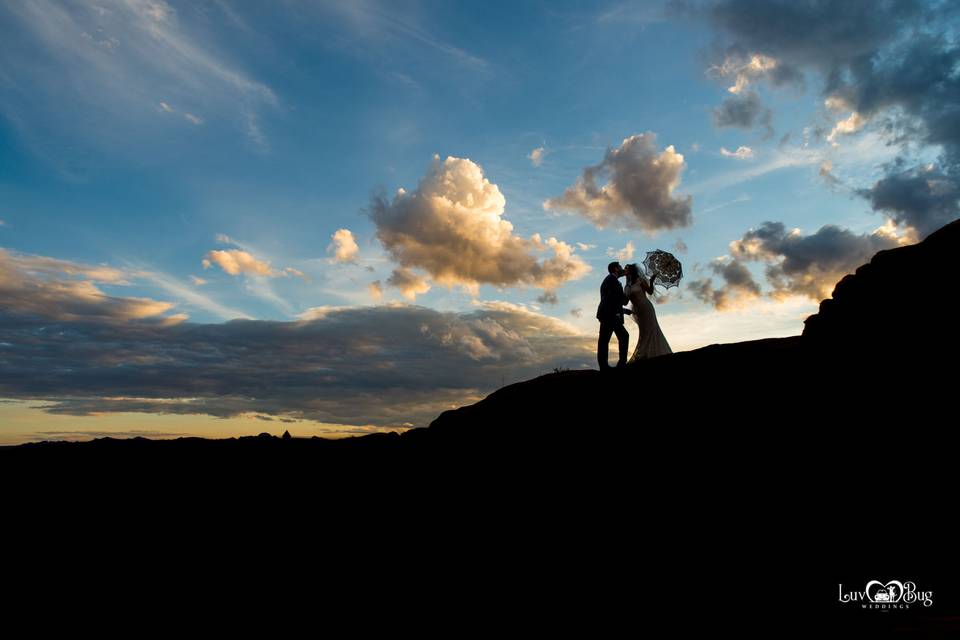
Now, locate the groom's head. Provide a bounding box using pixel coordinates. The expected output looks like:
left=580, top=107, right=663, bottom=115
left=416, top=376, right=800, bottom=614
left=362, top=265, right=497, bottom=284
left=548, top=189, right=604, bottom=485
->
left=607, top=261, right=624, bottom=278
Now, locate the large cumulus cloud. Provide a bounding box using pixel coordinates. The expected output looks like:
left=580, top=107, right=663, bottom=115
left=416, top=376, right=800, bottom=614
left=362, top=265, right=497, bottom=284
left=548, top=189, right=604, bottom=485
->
left=543, top=133, right=693, bottom=232
left=370, top=154, right=590, bottom=296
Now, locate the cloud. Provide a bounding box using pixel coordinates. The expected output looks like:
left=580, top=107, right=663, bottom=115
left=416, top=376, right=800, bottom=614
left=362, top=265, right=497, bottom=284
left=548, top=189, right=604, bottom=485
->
left=818, top=160, right=842, bottom=188
left=0, top=0, right=278, bottom=156
left=370, top=154, right=591, bottom=295
left=0, top=247, right=183, bottom=324
left=189, top=275, right=207, bottom=286
left=543, top=133, right=693, bottom=232
left=369, top=280, right=383, bottom=302
left=202, top=249, right=279, bottom=277
left=320, top=1, right=489, bottom=71
left=687, top=258, right=761, bottom=310
left=529, top=146, right=545, bottom=167
left=673, top=238, right=688, bottom=254
left=327, top=228, right=360, bottom=263
left=704, top=0, right=917, bottom=74
left=688, top=220, right=912, bottom=309
left=826, top=110, right=866, bottom=144
left=699, top=1, right=960, bottom=237
left=686, top=144, right=827, bottom=195
left=387, top=267, right=431, bottom=301
left=136, top=268, right=252, bottom=321
left=720, top=146, right=754, bottom=160
left=607, top=241, right=635, bottom=262
left=857, top=164, right=960, bottom=239
left=712, top=91, right=772, bottom=134
left=32, top=430, right=191, bottom=441
left=0, top=301, right=593, bottom=429
left=1, top=249, right=130, bottom=284
left=708, top=52, right=790, bottom=95
left=729, top=221, right=903, bottom=300
left=536, top=291, right=559, bottom=305
left=597, top=1, right=667, bottom=25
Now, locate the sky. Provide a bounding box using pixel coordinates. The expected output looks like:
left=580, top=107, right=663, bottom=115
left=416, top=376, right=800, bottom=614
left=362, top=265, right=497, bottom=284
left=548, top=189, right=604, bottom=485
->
left=1, top=0, right=958, bottom=443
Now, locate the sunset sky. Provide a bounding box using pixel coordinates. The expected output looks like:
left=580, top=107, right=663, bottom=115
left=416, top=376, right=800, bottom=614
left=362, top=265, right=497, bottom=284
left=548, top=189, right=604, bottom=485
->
left=2, top=1, right=957, bottom=442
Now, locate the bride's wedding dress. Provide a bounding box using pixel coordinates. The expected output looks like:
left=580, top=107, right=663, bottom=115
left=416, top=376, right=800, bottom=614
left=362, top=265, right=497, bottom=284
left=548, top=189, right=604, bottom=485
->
left=624, top=276, right=672, bottom=362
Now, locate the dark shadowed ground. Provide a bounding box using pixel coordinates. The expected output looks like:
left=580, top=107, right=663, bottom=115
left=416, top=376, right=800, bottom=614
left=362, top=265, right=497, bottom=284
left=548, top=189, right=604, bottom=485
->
left=4, top=221, right=958, bottom=635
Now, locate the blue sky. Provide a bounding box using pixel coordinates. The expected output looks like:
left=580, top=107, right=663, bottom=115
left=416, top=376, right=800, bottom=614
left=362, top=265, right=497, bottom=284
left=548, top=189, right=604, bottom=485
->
left=1, top=1, right=955, bottom=442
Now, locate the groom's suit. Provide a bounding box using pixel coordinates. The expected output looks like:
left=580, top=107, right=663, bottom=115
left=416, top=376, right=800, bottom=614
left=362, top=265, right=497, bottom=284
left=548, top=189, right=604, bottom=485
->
left=596, top=273, right=631, bottom=369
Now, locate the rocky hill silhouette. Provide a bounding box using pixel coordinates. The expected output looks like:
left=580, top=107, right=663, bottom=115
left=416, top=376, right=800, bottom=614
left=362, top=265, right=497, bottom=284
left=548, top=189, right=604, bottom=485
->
left=424, top=219, right=957, bottom=451
left=5, top=221, right=957, bottom=635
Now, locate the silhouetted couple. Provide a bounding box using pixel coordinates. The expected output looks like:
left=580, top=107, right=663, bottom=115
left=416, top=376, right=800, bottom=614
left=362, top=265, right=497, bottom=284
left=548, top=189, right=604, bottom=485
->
left=596, top=261, right=672, bottom=371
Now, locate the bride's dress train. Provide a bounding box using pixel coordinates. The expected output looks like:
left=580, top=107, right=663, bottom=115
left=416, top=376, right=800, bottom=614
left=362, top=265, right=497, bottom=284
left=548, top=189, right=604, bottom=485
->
left=624, top=277, right=672, bottom=363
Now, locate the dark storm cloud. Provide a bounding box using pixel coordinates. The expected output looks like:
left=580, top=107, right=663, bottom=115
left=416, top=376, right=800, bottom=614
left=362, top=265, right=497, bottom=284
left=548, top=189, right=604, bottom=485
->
left=712, top=91, right=772, bottom=134
left=688, top=220, right=903, bottom=308
left=729, top=221, right=901, bottom=300
left=0, top=302, right=593, bottom=429
left=858, top=165, right=960, bottom=238
left=705, top=0, right=924, bottom=74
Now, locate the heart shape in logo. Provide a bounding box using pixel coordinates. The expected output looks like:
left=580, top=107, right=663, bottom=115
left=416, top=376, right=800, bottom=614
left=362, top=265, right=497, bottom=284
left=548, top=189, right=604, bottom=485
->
left=866, top=580, right=904, bottom=602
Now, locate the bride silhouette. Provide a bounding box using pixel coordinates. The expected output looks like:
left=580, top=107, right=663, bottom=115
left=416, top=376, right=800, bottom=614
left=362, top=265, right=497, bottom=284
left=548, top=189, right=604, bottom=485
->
left=623, top=263, right=672, bottom=362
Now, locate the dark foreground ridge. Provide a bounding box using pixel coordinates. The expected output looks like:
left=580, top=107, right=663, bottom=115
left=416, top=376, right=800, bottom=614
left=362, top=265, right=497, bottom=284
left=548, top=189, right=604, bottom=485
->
left=6, top=222, right=958, bottom=633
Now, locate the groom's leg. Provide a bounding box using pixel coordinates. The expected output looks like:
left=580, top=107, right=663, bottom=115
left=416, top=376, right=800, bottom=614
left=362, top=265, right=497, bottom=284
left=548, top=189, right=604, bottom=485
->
left=597, top=322, right=613, bottom=369
left=614, top=323, right=630, bottom=366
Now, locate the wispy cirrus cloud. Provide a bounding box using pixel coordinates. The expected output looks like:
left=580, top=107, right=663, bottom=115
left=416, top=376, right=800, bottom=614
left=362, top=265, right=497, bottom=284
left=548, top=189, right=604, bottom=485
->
left=319, top=0, right=490, bottom=71
left=0, top=0, right=278, bottom=163
left=132, top=267, right=253, bottom=321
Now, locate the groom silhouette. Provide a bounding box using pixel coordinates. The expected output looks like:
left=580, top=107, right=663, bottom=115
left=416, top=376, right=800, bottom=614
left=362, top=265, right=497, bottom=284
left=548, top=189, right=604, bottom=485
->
left=596, top=261, right=632, bottom=371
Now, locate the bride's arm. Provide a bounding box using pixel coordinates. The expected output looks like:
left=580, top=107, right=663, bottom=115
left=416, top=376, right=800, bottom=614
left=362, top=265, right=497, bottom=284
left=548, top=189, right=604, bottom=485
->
left=644, top=274, right=657, bottom=295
